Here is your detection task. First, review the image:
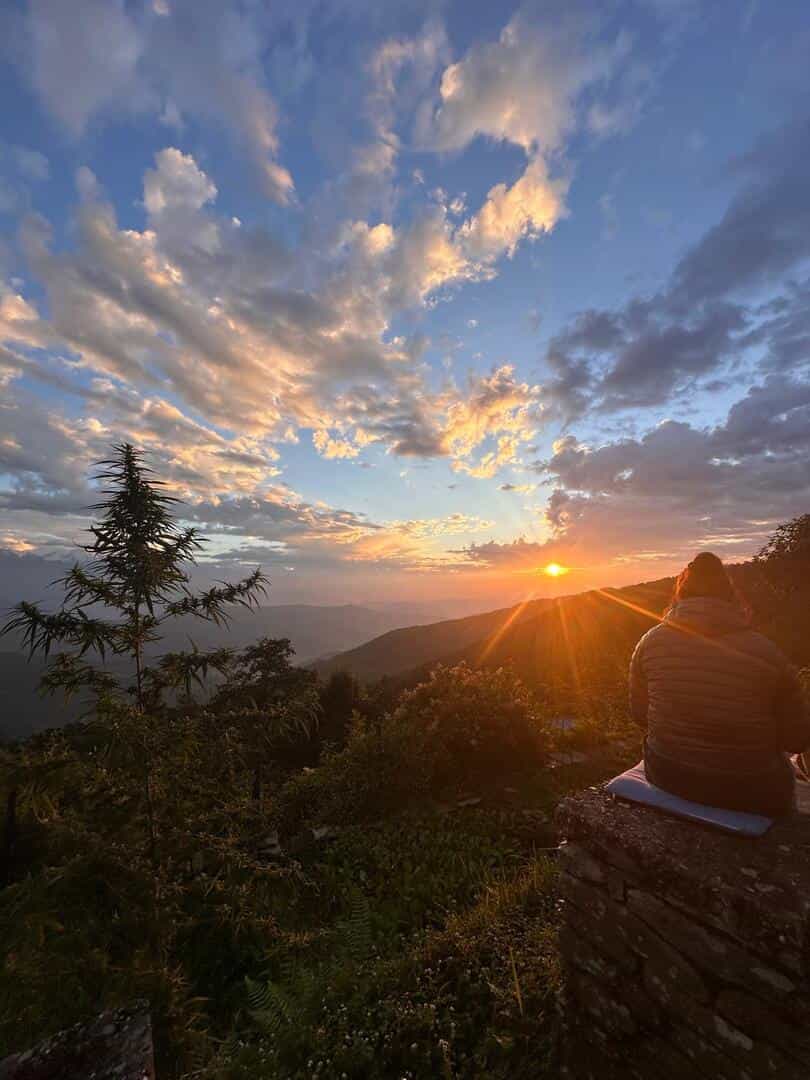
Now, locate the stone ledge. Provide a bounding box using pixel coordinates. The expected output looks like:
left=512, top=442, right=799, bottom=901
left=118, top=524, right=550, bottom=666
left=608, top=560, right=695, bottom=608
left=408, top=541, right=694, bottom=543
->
left=556, top=783, right=810, bottom=975
left=555, top=782, right=810, bottom=1079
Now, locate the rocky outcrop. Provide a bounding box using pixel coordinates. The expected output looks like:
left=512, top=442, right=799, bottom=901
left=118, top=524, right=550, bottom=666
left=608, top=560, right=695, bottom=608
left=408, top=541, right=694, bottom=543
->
left=0, top=1002, right=154, bottom=1080
left=555, top=784, right=810, bottom=1079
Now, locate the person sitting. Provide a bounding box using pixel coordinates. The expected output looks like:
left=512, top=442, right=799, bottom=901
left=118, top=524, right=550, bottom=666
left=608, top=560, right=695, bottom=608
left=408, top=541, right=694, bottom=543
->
left=629, top=552, right=809, bottom=817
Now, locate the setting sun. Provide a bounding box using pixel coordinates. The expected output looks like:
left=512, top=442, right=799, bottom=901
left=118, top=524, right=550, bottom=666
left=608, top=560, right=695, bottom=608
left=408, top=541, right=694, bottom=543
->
left=543, top=562, right=569, bottom=577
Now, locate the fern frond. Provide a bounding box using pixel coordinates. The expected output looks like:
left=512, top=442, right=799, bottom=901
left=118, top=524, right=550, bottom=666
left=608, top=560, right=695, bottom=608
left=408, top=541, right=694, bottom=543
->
left=346, top=888, right=372, bottom=962
left=245, top=976, right=293, bottom=1034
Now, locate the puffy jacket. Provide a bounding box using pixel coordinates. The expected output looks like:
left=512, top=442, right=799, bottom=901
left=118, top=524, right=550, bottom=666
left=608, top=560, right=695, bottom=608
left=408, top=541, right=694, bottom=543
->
left=630, top=596, right=810, bottom=774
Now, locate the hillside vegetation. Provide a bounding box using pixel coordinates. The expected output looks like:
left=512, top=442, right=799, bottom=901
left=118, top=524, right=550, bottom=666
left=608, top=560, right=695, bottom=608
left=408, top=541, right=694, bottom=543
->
left=1, top=603, right=442, bottom=741
left=1, top=448, right=808, bottom=1078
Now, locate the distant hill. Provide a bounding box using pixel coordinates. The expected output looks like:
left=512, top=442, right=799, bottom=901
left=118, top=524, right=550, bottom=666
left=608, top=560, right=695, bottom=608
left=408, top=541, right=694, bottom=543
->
left=314, top=578, right=677, bottom=687
left=450, top=579, right=676, bottom=690
left=314, top=561, right=810, bottom=694
left=157, top=603, right=439, bottom=663
left=313, top=598, right=556, bottom=682
left=0, top=652, right=84, bottom=740
left=1, top=603, right=444, bottom=741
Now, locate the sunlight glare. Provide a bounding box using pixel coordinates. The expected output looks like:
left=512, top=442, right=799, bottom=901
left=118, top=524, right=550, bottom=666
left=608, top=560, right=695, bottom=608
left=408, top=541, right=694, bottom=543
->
left=543, top=562, right=568, bottom=577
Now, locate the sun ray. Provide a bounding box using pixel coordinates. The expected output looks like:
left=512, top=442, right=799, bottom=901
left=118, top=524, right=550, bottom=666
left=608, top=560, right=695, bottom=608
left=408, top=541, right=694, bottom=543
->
left=593, top=588, right=775, bottom=672
left=477, top=590, right=536, bottom=665
left=555, top=597, right=584, bottom=705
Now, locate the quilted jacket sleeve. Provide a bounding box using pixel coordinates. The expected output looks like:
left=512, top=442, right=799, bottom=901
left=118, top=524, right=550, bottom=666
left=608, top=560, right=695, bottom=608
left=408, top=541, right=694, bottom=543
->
left=629, top=633, right=649, bottom=731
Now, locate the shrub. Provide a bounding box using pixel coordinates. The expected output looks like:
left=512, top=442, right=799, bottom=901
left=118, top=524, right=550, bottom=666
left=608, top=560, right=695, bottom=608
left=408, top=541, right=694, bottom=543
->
left=390, top=663, right=547, bottom=791
left=274, top=664, right=547, bottom=835
left=274, top=718, right=430, bottom=834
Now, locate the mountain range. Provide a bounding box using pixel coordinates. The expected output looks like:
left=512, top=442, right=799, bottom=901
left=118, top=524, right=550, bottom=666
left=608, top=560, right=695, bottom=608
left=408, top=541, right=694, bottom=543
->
left=7, top=558, right=802, bottom=743
left=0, top=602, right=442, bottom=740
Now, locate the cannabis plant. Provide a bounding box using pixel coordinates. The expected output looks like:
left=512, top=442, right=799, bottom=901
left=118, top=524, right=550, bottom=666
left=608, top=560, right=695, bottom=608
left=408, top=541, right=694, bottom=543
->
left=3, top=443, right=266, bottom=709
left=1, top=445, right=268, bottom=931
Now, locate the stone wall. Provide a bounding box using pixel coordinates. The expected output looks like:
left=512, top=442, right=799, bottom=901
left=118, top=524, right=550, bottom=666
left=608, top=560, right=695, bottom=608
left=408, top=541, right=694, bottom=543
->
left=555, top=785, right=810, bottom=1080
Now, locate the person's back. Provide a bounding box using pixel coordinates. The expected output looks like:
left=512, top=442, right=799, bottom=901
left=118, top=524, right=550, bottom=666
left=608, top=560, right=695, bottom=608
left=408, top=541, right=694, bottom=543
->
left=630, top=552, right=809, bottom=816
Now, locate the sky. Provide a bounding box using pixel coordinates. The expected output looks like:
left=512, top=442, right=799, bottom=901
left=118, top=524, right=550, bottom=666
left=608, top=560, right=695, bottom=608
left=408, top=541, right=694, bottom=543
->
left=0, top=0, right=809, bottom=610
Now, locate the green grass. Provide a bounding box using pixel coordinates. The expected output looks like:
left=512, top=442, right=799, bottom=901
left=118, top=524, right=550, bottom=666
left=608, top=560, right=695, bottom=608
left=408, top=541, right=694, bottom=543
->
left=204, top=735, right=639, bottom=1079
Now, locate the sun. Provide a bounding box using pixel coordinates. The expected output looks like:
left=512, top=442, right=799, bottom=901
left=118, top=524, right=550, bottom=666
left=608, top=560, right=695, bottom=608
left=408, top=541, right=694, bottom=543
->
left=542, top=562, right=569, bottom=577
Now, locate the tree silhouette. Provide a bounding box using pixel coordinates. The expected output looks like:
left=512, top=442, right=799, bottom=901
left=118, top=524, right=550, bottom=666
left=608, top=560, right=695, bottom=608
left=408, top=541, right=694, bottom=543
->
left=3, top=443, right=266, bottom=709
left=755, top=513, right=810, bottom=595
left=1, top=443, right=268, bottom=918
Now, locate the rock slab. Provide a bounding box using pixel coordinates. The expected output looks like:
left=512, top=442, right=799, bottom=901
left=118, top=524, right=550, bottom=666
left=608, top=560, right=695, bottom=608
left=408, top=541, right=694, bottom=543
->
left=555, top=783, right=810, bottom=1079
left=0, top=1002, right=154, bottom=1080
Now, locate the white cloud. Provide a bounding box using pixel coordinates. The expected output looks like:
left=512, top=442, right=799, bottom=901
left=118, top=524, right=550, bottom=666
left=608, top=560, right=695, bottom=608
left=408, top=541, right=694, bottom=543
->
left=460, top=158, right=569, bottom=258
left=420, top=5, right=628, bottom=155
left=313, top=430, right=360, bottom=460
left=19, top=0, right=295, bottom=204
left=5, top=151, right=544, bottom=489
left=26, top=0, right=144, bottom=136
left=143, top=148, right=217, bottom=215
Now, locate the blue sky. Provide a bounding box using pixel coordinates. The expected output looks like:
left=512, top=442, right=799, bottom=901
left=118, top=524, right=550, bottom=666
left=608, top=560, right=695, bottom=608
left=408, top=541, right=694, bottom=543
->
left=0, top=0, right=809, bottom=607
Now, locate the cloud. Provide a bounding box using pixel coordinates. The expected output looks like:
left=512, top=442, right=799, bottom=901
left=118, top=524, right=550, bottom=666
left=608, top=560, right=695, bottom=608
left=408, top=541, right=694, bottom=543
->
left=454, top=537, right=558, bottom=572
left=670, top=116, right=810, bottom=305
left=597, top=300, right=748, bottom=410
left=538, top=114, right=810, bottom=421
left=143, top=148, right=218, bottom=215
left=364, top=20, right=448, bottom=183
left=745, top=279, right=810, bottom=372
left=522, top=375, right=810, bottom=568
left=440, top=366, right=542, bottom=477
left=25, top=0, right=143, bottom=136
left=6, top=145, right=546, bottom=481
left=585, top=60, right=653, bottom=137
left=18, top=0, right=295, bottom=203
left=4, top=143, right=49, bottom=182
left=0, top=374, right=501, bottom=578
left=407, top=2, right=650, bottom=281
left=303, top=365, right=543, bottom=477
left=459, top=159, right=568, bottom=258
left=312, top=430, right=360, bottom=460
left=0, top=142, right=50, bottom=217
left=420, top=4, right=627, bottom=156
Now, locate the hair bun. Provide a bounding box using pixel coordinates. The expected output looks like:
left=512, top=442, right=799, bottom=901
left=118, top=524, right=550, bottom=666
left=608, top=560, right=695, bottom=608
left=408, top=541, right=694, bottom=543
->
left=674, top=551, right=736, bottom=605
left=690, top=551, right=724, bottom=570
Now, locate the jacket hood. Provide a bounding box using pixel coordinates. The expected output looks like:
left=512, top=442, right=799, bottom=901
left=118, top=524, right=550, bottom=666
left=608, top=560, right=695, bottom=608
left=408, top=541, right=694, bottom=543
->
left=665, top=596, right=748, bottom=637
